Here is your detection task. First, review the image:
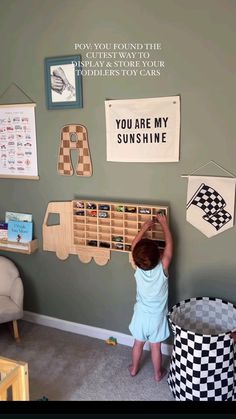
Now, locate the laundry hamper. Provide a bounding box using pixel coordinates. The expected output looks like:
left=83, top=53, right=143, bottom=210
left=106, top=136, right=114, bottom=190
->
left=167, top=297, right=236, bottom=401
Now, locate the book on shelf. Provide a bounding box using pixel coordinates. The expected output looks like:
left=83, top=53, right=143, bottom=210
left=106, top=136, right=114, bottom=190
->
left=0, top=222, right=8, bottom=241
left=5, top=212, right=32, bottom=223
left=7, top=221, right=33, bottom=243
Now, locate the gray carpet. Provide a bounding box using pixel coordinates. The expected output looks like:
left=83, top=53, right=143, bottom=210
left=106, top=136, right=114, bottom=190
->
left=0, top=320, right=174, bottom=401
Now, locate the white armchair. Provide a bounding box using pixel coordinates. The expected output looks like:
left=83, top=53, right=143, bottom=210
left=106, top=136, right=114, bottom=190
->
left=0, top=256, right=24, bottom=342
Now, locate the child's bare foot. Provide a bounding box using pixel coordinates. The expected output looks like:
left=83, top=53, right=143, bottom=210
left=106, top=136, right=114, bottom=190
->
left=154, top=368, right=167, bottom=382
left=128, top=364, right=139, bottom=377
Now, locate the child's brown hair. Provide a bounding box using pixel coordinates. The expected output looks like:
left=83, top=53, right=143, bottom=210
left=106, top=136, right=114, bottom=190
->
left=132, top=238, right=160, bottom=270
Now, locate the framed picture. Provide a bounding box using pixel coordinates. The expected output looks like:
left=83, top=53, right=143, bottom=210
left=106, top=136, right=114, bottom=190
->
left=44, top=55, right=83, bottom=110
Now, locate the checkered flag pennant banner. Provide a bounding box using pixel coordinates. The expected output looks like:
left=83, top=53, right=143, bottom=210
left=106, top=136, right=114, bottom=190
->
left=234, top=340, right=236, bottom=400
left=187, top=183, right=226, bottom=215
left=186, top=177, right=235, bottom=237
left=203, top=209, right=232, bottom=231
left=167, top=297, right=236, bottom=401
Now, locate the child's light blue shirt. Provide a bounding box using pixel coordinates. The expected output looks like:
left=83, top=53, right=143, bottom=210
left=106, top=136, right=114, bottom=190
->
left=129, top=262, right=170, bottom=342
left=135, top=262, right=168, bottom=316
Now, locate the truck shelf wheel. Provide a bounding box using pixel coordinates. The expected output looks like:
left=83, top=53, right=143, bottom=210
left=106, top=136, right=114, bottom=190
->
left=56, top=250, right=69, bottom=260
left=78, top=254, right=92, bottom=263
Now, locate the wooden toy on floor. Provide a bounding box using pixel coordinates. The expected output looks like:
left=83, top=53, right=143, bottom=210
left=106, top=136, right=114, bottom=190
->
left=106, top=336, right=117, bottom=346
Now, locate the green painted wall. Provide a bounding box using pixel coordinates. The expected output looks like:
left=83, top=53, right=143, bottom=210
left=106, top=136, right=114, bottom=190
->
left=0, top=0, right=235, bottom=336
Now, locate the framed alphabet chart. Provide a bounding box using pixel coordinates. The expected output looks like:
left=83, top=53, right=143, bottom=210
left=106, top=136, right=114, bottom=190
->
left=0, top=103, right=39, bottom=179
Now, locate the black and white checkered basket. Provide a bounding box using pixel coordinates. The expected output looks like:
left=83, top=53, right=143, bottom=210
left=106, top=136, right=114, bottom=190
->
left=167, top=297, right=236, bottom=401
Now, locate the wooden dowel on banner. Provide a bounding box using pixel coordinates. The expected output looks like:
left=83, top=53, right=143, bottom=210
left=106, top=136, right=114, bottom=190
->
left=0, top=103, right=36, bottom=108
left=181, top=174, right=236, bottom=179
left=0, top=175, right=39, bottom=180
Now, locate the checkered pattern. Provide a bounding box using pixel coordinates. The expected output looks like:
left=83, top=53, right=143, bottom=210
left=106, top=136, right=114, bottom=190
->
left=58, top=125, right=92, bottom=176
left=168, top=297, right=236, bottom=401
left=187, top=184, right=226, bottom=216
left=234, top=342, right=236, bottom=400
left=203, top=209, right=232, bottom=231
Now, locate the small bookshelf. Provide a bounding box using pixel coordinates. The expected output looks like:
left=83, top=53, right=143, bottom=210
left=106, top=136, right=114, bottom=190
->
left=0, top=211, right=37, bottom=255
left=0, top=239, right=38, bottom=255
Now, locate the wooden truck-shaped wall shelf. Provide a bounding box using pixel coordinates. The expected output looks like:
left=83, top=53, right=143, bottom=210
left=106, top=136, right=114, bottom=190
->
left=43, top=200, right=169, bottom=267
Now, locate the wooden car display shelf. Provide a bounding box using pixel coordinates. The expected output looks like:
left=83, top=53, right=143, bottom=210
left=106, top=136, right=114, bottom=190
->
left=43, top=200, right=169, bottom=267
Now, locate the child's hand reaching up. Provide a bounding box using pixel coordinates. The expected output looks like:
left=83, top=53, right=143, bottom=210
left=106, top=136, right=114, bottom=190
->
left=141, top=219, right=155, bottom=232
left=131, top=219, right=155, bottom=250
left=156, top=212, right=168, bottom=226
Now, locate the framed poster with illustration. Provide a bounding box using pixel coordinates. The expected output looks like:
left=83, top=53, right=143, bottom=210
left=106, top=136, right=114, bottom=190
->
left=44, top=55, right=82, bottom=110
left=0, top=103, right=39, bottom=179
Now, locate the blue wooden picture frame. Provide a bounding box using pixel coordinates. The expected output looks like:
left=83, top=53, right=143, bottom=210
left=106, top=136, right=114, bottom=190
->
left=44, top=55, right=83, bottom=110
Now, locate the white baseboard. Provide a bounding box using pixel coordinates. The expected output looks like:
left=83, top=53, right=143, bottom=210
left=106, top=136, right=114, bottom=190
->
left=23, top=311, right=172, bottom=356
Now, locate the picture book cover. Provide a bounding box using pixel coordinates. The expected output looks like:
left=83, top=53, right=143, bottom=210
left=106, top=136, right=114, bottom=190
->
left=7, top=221, right=33, bottom=243
left=5, top=212, right=32, bottom=223
left=0, top=222, right=8, bottom=240
left=0, top=222, right=8, bottom=230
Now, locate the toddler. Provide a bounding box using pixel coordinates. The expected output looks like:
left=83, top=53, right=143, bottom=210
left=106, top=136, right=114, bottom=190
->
left=129, top=213, right=173, bottom=381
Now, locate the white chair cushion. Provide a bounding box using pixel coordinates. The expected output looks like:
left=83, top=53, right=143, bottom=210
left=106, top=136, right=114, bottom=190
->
left=0, top=296, right=23, bottom=323
left=0, top=256, right=20, bottom=295
left=0, top=256, right=24, bottom=327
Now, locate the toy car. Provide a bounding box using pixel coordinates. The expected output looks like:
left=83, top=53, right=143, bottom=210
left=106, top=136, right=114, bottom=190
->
left=112, top=236, right=123, bottom=242
left=86, top=202, right=96, bottom=209
left=115, top=206, right=124, bottom=212
left=106, top=336, right=117, bottom=346
left=75, top=201, right=84, bottom=208
left=139, top=208, right=151, bottom=214
left=88, top=210, right=97, bottom=217
left=75, top=210, right=85, bottom=216
left=98, top=204, right=110, bottom=210
left=115, top=243, right=123, bottom=250
left=99, top=242, right=110, bottom=248
left=88, top=240, right=97, bottom=246
left=125, top=206, right=136, bottom=213
left=99, top=212, right=109, bottom=218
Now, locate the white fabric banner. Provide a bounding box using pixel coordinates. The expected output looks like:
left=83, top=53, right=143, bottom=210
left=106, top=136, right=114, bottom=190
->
left=105, top=96, right=180, bottom=162
left=186, top=176, right=235, bottom=237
